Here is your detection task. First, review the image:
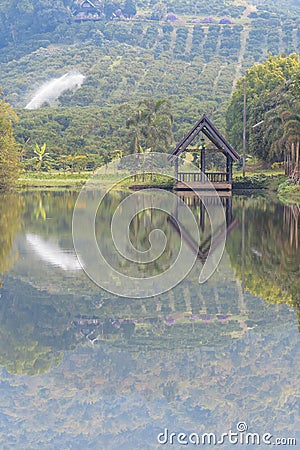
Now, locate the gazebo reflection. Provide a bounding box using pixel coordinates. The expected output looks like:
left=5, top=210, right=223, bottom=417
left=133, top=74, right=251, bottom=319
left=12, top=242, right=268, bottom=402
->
left=169, top=192, right=238, bottom=263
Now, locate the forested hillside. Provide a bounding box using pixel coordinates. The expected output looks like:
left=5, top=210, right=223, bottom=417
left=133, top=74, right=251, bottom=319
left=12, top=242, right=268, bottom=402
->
left=0, top=0, right=300, bottom=166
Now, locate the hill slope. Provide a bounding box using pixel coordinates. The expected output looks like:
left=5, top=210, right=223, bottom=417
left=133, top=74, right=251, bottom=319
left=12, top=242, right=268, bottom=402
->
left=0, top=0, right=300, bottom=159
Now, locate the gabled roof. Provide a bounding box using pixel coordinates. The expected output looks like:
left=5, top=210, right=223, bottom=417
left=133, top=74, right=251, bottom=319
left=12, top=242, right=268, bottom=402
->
left=77, top=0, right=102, bottom=10
left=80, top=0, right=97, bottom=7
left=167, top=215, right=238, bottom=262
left=168, top=114, right=240, bottom=162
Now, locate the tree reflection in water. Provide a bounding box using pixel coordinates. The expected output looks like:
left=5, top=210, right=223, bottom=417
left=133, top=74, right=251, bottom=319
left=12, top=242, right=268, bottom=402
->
left=0, top=191, right=299, bottom=378
left=227, top=197, right=300, bottom=331
left=0, top=194, right=24, bottom=278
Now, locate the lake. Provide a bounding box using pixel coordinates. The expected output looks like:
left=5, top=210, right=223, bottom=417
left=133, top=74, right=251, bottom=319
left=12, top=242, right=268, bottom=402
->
left=0, top=190, right=299, bottom=449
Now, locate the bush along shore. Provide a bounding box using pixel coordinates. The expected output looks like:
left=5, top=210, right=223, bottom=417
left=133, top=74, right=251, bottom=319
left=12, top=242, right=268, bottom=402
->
left=277, top=179, right=300, bottom=203
left=233, top=173, right=300, bottom=202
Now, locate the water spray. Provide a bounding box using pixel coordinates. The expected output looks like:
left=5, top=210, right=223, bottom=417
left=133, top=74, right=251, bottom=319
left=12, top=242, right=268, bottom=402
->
left=25, top=72, right=85, bottom=109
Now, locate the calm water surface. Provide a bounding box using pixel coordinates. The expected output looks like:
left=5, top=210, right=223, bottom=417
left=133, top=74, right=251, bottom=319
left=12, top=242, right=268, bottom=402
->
left=0, top=191, right=299, bottom=449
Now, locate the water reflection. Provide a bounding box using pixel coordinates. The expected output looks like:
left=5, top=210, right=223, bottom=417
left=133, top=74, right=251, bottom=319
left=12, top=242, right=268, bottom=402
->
left=0, top=191, right=298, bottom=368
left=172, top=193, right=238, bottom=262
left=227, top=197, right=300, bottom=331
left=0, top=191, right=299, bottom=448
left=0, top=194, right=24, bottom=278
left=26, top=233, right=81, bottom=271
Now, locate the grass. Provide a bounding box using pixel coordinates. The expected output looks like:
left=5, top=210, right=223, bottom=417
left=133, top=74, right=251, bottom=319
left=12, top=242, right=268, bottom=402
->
left=233, top=165, right=285, bottom=177
left=18, top=171, right=175, bottom=190
left=123, top=174, right=174, bottom=190
left=233, top=173, right=286, bottom=190
left=18, top=171, right=92, bottom=189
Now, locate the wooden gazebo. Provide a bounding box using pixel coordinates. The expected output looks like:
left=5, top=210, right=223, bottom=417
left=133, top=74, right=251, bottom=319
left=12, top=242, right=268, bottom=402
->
left=168, top=114, right=240, bottom=190
left=73, top=0, right=103, bottom=21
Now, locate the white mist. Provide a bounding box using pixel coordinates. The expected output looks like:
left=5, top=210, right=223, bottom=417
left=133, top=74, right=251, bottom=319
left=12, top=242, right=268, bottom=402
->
left=25, top=72, right=85, bottom=109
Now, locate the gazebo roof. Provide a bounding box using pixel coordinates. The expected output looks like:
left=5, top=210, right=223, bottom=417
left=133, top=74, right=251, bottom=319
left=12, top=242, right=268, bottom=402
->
left=80, top=0, right=98, bottom=8
left=169, top=114, right=240, bottom=162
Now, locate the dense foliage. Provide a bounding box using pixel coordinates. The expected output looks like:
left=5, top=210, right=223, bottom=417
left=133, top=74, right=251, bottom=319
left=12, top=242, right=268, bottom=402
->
left=226, top=54, right=300, bottom=162
left=0, top=95, right=20, bottom=189
left=0, top=0, right=71, bottom=50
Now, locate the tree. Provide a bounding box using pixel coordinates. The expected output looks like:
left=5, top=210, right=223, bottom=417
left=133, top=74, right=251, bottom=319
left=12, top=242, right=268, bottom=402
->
left=150, top=2, right=167, bottom=21
left=125, top=104, right=144, bottom=155
left=104, top=1, right=118, bottom=20
left=248, top=80, right=300, bottom=164
left=291, top=70, right=300, bottom=99
left=0, top=94, right=20, bottom=190
left=126, top=99, right=173, bottom=154
left=142, top=99, right=174, bottom=151
left=122, top=0, right=136, bottom=18
left=280, top=114, right=300, bottom=167
left=59, top=153, right=88, bottom=172
left=2, top=0, right=71, bottom=45
left=226, top=53, right=300, bottom=159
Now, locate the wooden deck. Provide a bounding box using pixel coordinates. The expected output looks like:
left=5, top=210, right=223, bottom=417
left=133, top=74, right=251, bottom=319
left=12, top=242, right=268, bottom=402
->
left=175, top=172, right=232, bottom=191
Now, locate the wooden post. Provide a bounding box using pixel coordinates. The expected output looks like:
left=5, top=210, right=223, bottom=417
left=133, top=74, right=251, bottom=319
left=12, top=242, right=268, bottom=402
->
left=200, top=143, right=206, bottom=174
left=226, top=156, right=232, bottom=184
left=200, top=200, right=205, bottom=231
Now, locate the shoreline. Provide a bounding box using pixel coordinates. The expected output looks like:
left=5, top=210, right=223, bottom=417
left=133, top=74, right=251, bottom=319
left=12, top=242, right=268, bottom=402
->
left=16, top=171, right=300, bottom=203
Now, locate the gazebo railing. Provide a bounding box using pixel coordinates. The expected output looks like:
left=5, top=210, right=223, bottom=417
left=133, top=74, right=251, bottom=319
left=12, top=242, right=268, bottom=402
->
left=177, top=172, right=228, bottom=183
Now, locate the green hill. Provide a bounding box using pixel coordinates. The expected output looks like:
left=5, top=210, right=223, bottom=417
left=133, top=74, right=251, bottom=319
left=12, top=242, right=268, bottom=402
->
left=0, top=0, right=300, bottom=162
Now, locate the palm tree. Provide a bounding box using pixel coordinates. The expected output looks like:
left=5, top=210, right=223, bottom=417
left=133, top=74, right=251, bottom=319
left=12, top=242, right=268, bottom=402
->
left=261, top=109, right=285, bottom=161
left=126, top=99, right=173, bottom=154
left=281, top=116, right=300, bottom=159
left=138, top=99, right=174, bottom=152
left=280, top=114, right=300, bottom=179
left=125, top=99, right=173, bottom=181
left=126, top=104, right=144, bottom=155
